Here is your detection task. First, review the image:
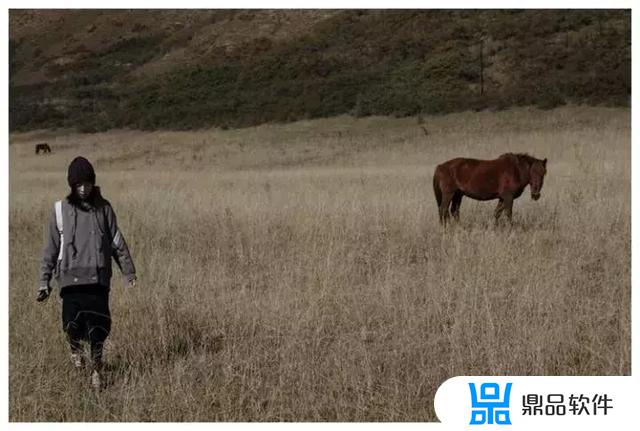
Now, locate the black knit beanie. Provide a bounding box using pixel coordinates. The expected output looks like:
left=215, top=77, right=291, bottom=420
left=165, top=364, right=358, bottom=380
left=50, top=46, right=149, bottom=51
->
left=67, top=156, right=96, bottom=187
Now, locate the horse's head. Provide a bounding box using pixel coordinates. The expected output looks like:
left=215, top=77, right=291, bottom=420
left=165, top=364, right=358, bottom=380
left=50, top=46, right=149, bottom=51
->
left=529, top=158, right=547, bottom=200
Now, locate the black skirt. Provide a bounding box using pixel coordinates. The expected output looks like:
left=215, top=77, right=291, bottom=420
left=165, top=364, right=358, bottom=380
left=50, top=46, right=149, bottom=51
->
left=60, top=284, right=111, bottom=343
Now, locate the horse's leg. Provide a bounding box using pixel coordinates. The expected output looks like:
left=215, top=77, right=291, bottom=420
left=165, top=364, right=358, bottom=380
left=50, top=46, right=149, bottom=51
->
left=494, top=199, right=504, bottom=224
left=502, top=194, right=514, bottom=224
left=434, top=175, right=444, bottom=224
left=440, top=191, right=454, bottom=227
left=450, top=191, right=463, bottom=222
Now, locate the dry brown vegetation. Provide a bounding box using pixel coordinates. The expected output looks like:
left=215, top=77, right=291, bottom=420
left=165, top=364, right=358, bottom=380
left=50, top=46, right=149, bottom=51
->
left=9, top=106, right=630, bottom=421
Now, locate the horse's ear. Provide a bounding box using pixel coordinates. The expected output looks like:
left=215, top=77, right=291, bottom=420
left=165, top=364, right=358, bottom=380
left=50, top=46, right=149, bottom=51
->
left=543, top=158, right=547, bottom=167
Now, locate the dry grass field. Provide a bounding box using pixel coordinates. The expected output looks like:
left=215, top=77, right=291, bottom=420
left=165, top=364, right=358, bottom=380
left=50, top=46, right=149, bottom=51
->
left=9, top=106, right=630, bottom=421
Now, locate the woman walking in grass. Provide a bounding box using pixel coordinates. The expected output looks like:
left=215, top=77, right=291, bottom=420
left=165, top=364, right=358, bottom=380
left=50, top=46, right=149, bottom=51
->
left=37, top=156, right=137, bottom=389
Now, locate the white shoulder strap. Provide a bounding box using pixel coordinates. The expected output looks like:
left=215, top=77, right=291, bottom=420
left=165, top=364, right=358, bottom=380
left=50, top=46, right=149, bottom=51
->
left=54, top=200, right=64, bottom=261
left=54, top=201, right=63, bottom=233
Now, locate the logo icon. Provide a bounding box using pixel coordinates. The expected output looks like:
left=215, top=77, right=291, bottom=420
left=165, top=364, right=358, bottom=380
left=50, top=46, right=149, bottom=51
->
left=469, top=382, right=513, bottom=425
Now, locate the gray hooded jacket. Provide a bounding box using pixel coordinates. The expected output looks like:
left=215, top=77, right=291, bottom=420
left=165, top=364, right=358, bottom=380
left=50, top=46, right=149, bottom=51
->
left=39, top=192, right=136, bottom=290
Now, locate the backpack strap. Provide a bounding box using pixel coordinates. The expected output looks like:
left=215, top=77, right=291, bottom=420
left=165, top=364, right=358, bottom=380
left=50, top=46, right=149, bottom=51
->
left=54, top=200, right=64, bottom=261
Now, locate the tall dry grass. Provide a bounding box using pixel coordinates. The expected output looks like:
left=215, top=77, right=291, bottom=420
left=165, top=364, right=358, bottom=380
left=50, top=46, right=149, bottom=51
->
left=9, top=106, right=630, bottom=421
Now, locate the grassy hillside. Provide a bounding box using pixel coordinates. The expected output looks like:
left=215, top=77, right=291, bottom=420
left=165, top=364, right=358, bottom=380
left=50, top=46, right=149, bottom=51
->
left=9, top=10, right=630, bottom=132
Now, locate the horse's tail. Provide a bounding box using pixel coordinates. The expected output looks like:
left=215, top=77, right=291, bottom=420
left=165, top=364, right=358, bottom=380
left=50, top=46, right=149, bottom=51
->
left=433, top=169, right=442, bottom=208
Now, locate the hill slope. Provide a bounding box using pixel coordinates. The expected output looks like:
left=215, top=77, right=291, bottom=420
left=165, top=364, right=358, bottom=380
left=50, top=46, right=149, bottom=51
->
left=9, top=9, right=631, bottom=132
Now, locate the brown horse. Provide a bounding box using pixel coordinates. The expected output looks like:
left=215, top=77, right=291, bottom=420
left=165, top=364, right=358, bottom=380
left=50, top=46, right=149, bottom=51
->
left=35, top=143, right=51, bottom=154
left=433, top=153, right=547, bottom=225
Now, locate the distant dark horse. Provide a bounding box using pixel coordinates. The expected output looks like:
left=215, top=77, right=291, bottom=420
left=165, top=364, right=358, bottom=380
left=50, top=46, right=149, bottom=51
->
left=35, top=143, right=51, bottom=154
left=433, top=153, right=547, bottom=225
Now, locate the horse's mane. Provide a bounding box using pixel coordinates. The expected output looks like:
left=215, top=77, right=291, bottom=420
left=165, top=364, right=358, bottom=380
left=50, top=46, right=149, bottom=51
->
left=499, top=152, right=538, bottom=165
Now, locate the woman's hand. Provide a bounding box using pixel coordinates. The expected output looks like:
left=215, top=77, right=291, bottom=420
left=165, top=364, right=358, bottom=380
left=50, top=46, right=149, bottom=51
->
left=36, top=285, right=51, bottom=302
